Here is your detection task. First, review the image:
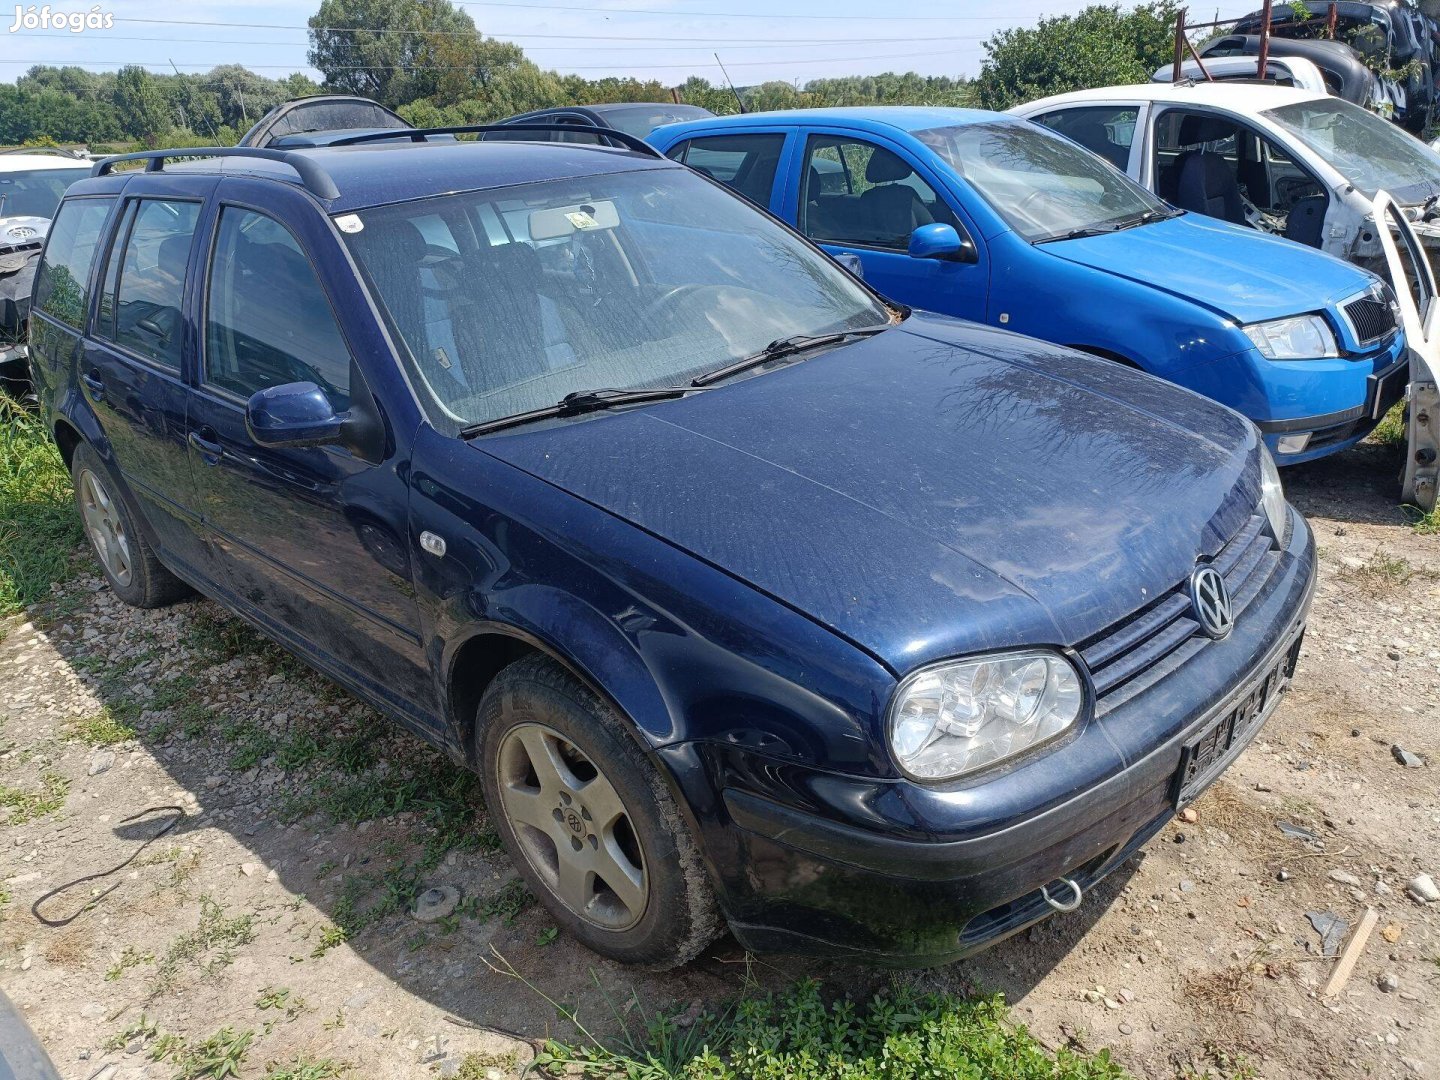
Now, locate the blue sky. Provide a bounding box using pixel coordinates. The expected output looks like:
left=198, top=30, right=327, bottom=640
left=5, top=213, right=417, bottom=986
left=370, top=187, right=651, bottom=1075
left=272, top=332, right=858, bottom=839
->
left=4, top=0, right=1262, bottom=85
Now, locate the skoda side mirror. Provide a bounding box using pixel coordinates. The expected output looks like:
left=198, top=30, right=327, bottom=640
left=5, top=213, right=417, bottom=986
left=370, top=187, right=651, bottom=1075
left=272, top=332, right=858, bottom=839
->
left=246, top=382, right=347, bottom=449
left=909, top=223, right=978, bottom=264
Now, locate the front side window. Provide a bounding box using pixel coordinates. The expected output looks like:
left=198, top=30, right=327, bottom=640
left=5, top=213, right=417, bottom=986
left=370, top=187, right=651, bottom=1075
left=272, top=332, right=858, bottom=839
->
left=0, top=167, right=89, bottom=220
left=104, top=198, right=198, bottom=368
left=916, top=121, right=1168, bottom=243
left=204, top=207, right=350, bottom=409
left=799, top=135, right=960, bottom=251
left=674, top=133, right=785, bottom=206
left=1265, top=96, right=1440, bottom=202
left=33, top=197, right=113, bottom=329
left=343, top=167, right=888, bottom=431
left=1033, top=106, right=1138, bottom=171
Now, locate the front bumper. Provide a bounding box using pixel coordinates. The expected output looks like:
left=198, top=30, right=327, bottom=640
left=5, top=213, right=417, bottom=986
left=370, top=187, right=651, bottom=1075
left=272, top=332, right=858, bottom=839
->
left=1256, top=350, right=1409, bottom=464
left=665, top=509, right=1316, bottom=966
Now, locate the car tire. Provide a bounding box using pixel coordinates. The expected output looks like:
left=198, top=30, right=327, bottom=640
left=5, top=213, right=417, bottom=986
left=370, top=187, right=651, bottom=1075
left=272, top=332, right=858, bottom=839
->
left=70, top=442, right=191, bottom=609
left=477, top=654, right=720, bottom=969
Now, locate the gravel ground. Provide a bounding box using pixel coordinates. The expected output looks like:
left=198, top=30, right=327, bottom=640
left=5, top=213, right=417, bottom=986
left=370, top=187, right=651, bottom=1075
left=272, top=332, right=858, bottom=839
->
left=1, top=436, right=1437, bottom=1080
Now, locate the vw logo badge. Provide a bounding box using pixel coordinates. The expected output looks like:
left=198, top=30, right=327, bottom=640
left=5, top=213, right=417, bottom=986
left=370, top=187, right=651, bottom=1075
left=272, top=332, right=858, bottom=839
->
left=1190, top=565, right=1233, bottom=640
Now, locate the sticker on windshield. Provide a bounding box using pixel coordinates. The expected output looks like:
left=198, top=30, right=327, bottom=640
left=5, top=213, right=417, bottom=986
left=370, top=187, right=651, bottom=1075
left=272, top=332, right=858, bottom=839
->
left=334, top=213, right=364, bottom=234
left=565, top=210, right=600, bottom=230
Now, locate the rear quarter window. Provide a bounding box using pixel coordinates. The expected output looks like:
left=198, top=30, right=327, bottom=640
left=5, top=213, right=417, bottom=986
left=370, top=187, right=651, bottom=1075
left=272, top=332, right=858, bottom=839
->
left=33, top=197, right=114, bottom=329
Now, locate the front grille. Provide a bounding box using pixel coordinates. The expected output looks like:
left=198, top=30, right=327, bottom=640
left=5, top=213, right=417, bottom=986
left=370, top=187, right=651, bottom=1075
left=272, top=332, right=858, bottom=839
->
left=1078, top=513, right=1281, bottom=713
left=1341, top=292, right=1398, bottom=347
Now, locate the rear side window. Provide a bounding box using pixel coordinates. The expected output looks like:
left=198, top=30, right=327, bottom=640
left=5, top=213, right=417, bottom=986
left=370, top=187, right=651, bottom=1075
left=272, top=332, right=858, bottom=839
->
left=1033, top=106, right=1138, bottom=171
left=672, top=133, right=785, bottom=207
left=33, top=197, right=113, bottom=329
left=99, top=199, right=199, bottom=369
left=204, top=206, right=350, bottom=410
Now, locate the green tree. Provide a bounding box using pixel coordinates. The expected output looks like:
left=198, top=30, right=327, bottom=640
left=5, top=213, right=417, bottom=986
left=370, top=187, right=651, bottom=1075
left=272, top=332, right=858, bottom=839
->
left=113, top=65, right=173, bottom=147
left=975, top=2, right=1179, bottom=110
left=309, top=0, right=481, bottom=107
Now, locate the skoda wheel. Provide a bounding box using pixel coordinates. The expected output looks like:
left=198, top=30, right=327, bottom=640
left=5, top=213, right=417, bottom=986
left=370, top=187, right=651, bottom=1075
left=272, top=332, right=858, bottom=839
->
left=71, top=443, right=190, bottom=608
left=478, top=655, right=719, bottom=968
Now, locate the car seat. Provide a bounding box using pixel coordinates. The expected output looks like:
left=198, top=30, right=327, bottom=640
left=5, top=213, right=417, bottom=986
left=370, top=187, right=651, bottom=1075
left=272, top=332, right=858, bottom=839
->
left=1172, top=115, right=1246, bottom=226
left=858, top=148, right=935, bottom=246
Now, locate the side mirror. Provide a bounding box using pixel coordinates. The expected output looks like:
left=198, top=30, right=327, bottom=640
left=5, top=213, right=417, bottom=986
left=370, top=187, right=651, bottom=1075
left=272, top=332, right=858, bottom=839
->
left=245, top=382, right=346, bottom=449
left=909, top=223, right=978, bottom=264
left=832, top=252, right=865, bottom=279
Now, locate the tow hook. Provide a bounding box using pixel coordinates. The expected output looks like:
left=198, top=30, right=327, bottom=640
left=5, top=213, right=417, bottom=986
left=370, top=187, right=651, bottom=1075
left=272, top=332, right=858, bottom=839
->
left=1040, top=875, right=1084, bottom=913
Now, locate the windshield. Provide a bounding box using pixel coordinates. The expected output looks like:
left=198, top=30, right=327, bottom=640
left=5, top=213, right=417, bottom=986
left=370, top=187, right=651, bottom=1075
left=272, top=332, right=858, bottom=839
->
left=343, top=167, right=889, bottom=431
left=915, top=121, right=1169, bottom=243
left=600, top=105, right=713, bottom=138
left=0, top=167, right=87, bottom=219
left=1265, top=96, right=1440, bottom=201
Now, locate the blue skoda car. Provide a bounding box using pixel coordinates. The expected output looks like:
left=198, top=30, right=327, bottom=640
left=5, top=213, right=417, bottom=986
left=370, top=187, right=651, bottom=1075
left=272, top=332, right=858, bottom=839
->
left=648, top=107, right=1408, bottom=464
left=30, top=130, right=1314, bottom=967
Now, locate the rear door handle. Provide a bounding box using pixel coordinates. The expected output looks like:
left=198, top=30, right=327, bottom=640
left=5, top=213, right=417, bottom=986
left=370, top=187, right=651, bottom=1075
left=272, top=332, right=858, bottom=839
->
left=81, top=371, right=105, bottom=402
left=188, top=429, right=223, bottom=461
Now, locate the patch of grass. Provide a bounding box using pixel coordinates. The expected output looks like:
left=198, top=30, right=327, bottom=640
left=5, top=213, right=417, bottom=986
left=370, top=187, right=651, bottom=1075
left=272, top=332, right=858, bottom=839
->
left=0, top=394, right=83, bottom=617
left=1372, top=401, right=1406, bottom=447
left=65, top=706, right=138, bottom=747
left=105, top=944, right=154, bottom=981
left=1337, top=551, right=1435, bottom=593
left=172, top=1027, right=254, bottom=1080
left=532, top=979, right=1128, bottom=1080
left=455, top=1051, right=520, bottom=1079
left=310, top=922, right=348, bottom=958
left=0, top=770, right=69, bottom=825
left=264, top=1059, right=349, bottom=1080
left=1402, top=503, right=1440, bottom=535
left=153, top=896, right=257, bottom=992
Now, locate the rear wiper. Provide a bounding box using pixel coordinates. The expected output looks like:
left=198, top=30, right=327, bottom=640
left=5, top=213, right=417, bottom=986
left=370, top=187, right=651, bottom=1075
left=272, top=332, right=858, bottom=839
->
left=460, top=385, right=707, bottom=437
left=691, top=325, right=889, bottom=387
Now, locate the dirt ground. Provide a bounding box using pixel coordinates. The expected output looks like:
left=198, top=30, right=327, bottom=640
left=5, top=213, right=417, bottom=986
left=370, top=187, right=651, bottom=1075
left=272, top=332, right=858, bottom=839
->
left=1, top=436, right=1437, bottom=1080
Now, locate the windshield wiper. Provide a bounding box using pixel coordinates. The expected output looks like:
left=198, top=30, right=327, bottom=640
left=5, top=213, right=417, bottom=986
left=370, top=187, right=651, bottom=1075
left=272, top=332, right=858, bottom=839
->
left=460, top=385, right=707, bottom=438
left=691, top=325, right=890, bottom=387
left=1037, top=209, right=1176, bottom=244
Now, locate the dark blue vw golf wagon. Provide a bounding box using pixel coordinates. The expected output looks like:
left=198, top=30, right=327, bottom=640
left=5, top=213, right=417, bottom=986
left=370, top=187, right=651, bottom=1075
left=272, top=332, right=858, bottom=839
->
left=28, top=129, right=1316, bottom=967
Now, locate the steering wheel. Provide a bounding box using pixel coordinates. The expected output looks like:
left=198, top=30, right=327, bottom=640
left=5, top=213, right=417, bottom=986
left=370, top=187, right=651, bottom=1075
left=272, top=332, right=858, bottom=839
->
left=641, top=283, right=719, bottom=319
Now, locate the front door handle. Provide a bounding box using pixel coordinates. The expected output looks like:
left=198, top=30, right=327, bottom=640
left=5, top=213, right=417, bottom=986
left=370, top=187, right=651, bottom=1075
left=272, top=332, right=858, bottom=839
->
left=188, top=429, right=223, bottom=462
left=81, top=371, right=105, bottom=402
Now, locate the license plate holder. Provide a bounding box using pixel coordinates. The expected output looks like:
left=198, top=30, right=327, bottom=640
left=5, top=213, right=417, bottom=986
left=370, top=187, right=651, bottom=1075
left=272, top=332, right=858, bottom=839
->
left=1173, top=652, right=1291, bottom=807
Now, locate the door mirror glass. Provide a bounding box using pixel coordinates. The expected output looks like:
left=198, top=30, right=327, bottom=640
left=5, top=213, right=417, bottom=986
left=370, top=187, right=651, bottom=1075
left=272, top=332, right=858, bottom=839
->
left=245, top=381, right=346, bottom=449
left=908, top=223, right=976, bottom=263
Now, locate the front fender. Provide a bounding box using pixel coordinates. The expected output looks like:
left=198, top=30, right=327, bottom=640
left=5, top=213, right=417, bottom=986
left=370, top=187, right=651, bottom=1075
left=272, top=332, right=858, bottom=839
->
left=409, top=425, right=898, bottom=774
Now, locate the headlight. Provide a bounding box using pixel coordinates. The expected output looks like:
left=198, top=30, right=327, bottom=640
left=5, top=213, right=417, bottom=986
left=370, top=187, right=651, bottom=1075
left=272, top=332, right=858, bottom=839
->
left=1242, top=315, right=1339, bottom=360
left=1258, top=442, right=1288, bottom=542
left=889, top=650, right=1084, bottom=781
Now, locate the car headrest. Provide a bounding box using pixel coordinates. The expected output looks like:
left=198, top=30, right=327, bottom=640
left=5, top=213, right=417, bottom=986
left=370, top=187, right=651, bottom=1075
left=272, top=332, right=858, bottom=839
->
left=1178, top=115, right=1237, bottom=146
left=157, top=234, right=191, bottom=280
left=864, top=148, right=913, bottom=183
left=360, top=218, right=427, bottom=265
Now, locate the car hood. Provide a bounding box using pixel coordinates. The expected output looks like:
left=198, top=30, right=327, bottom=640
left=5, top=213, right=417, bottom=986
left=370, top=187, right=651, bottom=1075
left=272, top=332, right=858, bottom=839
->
left=1045, top=213, right=1375, bottom=325
left=479, top=313, right=1261, bottom=673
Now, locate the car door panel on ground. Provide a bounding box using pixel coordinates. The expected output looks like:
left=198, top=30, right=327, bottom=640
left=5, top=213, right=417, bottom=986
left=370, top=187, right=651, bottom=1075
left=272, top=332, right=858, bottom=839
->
left=83, top=185, right=214, bottom=574
left=788, top=130, right=987, bottom=321
left=184, top=179, right=434, bottom=724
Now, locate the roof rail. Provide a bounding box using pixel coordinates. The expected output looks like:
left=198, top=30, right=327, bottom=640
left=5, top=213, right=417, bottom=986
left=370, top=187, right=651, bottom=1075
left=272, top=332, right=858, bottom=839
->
left=327, top=123, right=666, bottom=159
left=91, top=147, right=341, bottom=200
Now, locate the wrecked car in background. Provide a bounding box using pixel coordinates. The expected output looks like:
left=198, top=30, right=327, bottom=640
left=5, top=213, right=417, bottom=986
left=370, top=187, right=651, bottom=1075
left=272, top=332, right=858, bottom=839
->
left=0, top=149, right=91, bottom=400
left=651, top=105, right=1408, bottom=464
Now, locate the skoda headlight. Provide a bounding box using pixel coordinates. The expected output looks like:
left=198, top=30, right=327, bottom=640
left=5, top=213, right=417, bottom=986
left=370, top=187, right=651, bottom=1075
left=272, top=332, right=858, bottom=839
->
left=1242, top=315, right=1339, bottom=360
left=1258, top=442, right=1288, bottom=542
left=888, top=650, right=1084, bottom=781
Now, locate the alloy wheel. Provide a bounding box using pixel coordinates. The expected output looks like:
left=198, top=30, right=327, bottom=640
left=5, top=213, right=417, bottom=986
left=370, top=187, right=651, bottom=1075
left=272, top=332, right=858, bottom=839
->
left=78, top=468, right=133, bottom=588
left=495, top=722, right=649, bottom=931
